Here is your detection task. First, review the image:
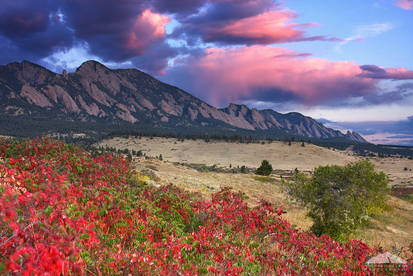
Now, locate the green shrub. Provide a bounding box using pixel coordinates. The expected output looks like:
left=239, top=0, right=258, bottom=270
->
left=252, top=175, right=275, bottom=183
left=255, top=160, right=273, bottom=176
left=283, top=160, right=389, bottom=241
left=126, top=153, right=132, bottom=162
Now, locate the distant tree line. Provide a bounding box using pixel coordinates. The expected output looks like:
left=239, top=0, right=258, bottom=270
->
left=1, top=115, right=412, bottom=158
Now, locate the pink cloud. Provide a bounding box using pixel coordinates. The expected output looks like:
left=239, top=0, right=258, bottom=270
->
left=384, top=68, right=413, bottom=79
left=125, top=9, right=170, bottom=54
left=395, top=0, right=413, bottom=10
left=188, top=46, right=378, bottom=106
left=202, top=10, right=335, bottom=44
left=358, top=65, right=413, bottom=80
left=178, top=1, right=337, bottom=45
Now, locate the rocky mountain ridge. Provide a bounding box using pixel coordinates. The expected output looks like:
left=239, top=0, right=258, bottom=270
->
left=0, top=60, right=366, bottom=142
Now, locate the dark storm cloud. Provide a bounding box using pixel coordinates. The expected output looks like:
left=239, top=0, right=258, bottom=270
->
left=149, top=0, right=206, bottom=15
left=0, top=10, right=49, bottom=37
left=237, top=87, right=300, bottom=103
left=364, top=82, right=413, bottom=104
left=0, top=0, right=73, bottom=63
left=0, top=0, right=178, bottom=74
left=174, top=0, right=337, bottom=46
left=359, top=64, right=387, bottom=74
left=61, top=0, right=141, bottom=38
left=59, top=0, right=176, bottom=74
left=364, top=89, right=413, bottom=105
left=0, top=37, right=32, bottom=64
left=0, top=0, right=338, bottom=75
left=204, top=0, right=276, bottom=21
left=61, top=0, right=146, bottom=60
left=131, top=42, right=178, bottom=75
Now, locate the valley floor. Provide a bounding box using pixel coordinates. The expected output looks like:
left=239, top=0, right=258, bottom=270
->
left=99, top=137, right=413, bottom=187
left=98, top=137, right=413, bottom=254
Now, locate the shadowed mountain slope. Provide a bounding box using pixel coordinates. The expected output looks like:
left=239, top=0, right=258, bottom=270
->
left=0, top=60, right=366, bottom=142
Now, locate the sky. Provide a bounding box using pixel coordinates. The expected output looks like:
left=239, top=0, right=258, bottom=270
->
left=1, top=0, right=413, bottom=145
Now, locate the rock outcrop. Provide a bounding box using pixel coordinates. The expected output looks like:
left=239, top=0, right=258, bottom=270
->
left=0, top=60, right=367, bottom=142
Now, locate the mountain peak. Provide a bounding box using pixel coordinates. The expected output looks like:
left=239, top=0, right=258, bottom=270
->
left=227, top=103, right=249, bottom=111
left=76, top=60, right=108, bottom=73
left=2, top=60, right=54, bottom=86
left=6, top=60, right=46, bottom=71
left=21, top=60, right=38, bottom=66
left=345, top=130, right=366, bottom=143
left=228, top=103, right=247, bottom=108
left=0, top=59, right=367, bottom=144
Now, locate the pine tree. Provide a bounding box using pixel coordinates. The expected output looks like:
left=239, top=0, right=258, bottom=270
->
left=255, top=160, right=273, bottom=176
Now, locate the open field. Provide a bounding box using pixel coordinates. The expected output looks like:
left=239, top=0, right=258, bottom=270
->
left=371, top=156, right=413, bottom=187
left=99, top=137, right=413, bottom=187
left=96, top=137, right=413, bottom=254
left=130, top=157, right=413, bottom=254
left=99, top=137, right=358, bottom=170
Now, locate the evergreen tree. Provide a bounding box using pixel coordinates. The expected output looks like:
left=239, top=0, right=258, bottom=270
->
left=255, top=160, right=273, bottom=176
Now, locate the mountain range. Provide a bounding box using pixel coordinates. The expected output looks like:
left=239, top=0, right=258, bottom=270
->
left=0, top=60, right=366, bottom=143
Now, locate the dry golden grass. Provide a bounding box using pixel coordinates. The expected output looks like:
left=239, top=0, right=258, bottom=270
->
left=99, top=137, right=358, bottom=171
left=369, top=156, right=413, bottom=187
left=129, top=157, right=412, bottom=254
left=100, top=137, right=413, bottom=254
left=352, top=197, right=413, bottom=247
left=99, top=137, right=413, bottom=188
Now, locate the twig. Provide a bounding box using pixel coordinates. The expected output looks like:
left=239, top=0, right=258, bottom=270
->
left=0, top=221, right=42, bottom=247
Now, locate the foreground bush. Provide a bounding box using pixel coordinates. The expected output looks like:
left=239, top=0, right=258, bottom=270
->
left=284, top=160, right=389, bottom=241
left=0, top=138, right=410, bottom=275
